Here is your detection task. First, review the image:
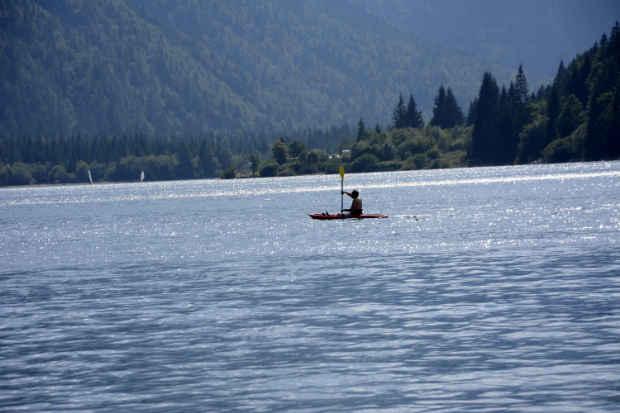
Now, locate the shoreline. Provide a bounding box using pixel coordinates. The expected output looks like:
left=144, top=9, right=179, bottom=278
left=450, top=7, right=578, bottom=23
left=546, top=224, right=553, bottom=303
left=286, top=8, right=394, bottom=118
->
left=2, top=159, right=615, bottom=189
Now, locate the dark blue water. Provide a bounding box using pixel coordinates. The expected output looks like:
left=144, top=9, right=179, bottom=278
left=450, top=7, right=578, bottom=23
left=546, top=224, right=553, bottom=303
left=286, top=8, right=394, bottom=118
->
left=1, top=162, right=619, bottom=412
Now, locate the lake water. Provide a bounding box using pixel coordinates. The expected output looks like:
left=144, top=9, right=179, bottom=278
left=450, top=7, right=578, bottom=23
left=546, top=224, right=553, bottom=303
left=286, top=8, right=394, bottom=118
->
left=1, top=162, right=619, bottom=412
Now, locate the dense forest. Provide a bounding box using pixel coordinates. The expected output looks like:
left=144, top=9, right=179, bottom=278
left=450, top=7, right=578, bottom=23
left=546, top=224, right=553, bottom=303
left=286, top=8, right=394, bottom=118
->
left=0, top=1, right=618, bottom=187
left=0, top=123, right=355, bottom=184
left=2, top=21, right=618, bottom=187
left=468, top=23, right=620, bottom=165
left=0, top=0, right=521, bottom=137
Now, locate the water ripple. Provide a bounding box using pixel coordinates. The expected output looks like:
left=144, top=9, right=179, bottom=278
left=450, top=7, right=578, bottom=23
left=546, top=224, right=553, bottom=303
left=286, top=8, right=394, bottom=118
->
left=1, top=162, right=619, bottom=411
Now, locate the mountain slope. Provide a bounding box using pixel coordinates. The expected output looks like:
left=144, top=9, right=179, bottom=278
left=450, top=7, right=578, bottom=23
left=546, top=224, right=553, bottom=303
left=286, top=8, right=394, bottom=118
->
left=1, top=0, right=538, bottom=137
left=357, top=0, right=620, bottom=76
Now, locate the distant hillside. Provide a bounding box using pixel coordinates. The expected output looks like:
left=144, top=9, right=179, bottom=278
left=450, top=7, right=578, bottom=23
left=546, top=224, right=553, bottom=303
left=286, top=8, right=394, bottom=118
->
left=357, top=0, right=619, bottom=76
left=0, top=0, right=538, bottom=137
left=2, top=21, right=617, bottom=188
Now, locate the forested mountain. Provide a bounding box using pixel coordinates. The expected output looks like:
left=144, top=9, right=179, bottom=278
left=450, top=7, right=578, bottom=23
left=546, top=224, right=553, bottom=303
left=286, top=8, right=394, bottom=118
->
left=1, top=22, right=618, bottom=187
left=357, top=0, right=619, bottom=76
left=468, top=23, right=620, bottom=165
left=1, top=0, right=528, bottom=137
left=1, top=1, right=618, bottom=188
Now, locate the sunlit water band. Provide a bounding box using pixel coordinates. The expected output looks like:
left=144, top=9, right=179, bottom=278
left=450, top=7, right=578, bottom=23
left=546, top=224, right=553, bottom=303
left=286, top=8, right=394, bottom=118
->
left=1, top=163, right=619, bottom=206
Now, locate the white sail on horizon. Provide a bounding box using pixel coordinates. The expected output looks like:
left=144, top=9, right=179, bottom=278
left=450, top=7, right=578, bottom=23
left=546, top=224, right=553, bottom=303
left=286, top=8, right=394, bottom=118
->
left=88, top=170, right=93, bottom=185
left=140, top=171, right=145, bottom=182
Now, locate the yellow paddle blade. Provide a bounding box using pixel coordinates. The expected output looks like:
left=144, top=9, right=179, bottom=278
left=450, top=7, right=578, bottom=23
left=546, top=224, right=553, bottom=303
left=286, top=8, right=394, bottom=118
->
left=339, top=167, right=345, bottom=181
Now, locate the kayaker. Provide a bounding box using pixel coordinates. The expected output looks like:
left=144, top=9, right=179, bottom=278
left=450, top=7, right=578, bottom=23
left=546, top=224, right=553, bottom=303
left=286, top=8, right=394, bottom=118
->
left=341, top=189, right=362, bottom=216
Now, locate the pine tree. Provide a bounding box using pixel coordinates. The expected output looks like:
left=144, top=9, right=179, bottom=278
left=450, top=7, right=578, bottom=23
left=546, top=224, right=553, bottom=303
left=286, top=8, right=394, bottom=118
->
left=175, top=141, right=195, bottom=179
left=430, top=85, right=447, bottom=128
left=555, top=60, right=567, bottom=96
left=405, top=94, right=424, bottom=129
left=356, top=118, right=367, bottom=141
left=557, top=94, right=585, bottom=138
left=607, top=82, right=620, bottom=158
left=546, top=83, right=561, bottom=147
left=470, top=72, right=500, bottom=163
left=512, top=64, right=532, bottom=136
left=391, top=94, right=407, bottom=129
left=198, top=138, right=217, bottom=177
left=431, top=86, right=463, bottom=128
left=497, top=86, right=516, bottom=163
left=566, top=54, right=591, bottom=108
left=445, top=88, right=464, bottom=127
left=514, top=64, right=530, bottom=107
left=466, top=97, right=478, bottom=126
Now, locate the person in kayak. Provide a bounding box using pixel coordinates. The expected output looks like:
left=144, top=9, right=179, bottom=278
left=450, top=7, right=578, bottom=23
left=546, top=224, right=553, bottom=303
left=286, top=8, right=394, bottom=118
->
left=342, top=189, right=362, bottom=216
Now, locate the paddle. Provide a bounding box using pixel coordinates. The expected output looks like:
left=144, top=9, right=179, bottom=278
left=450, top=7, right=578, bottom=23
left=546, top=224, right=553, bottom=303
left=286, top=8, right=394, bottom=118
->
left=339, top=167, right=345, bottom=215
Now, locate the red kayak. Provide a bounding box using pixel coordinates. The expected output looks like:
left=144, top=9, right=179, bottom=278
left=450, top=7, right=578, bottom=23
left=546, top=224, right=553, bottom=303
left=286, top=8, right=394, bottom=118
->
left=309, top=213, right=388, bottom=220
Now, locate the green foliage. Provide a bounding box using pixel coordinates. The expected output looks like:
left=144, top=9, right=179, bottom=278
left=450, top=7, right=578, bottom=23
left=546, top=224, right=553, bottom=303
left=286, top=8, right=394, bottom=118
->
left=442, top=150, right=467, bottom=168
left=350, top=153, right=379, bottom=173
left=377, top=161, right=403, bottom=171
left=220, top=165, right=236, bottom=179
left=449, top=128, right=472, bottom=151
left=0, top=0, right=495, bottom=137
left=543, top=117, right=588, bottom=163
left=75, top=161, right=90, bottom=183
left=259, top=161, right=279, bottom=177
left=324, top=157, right=343, bottom=174
left=10, top=162, right=36, bottom=186
left=218, top=148, right=233, bottom=171
left=517, top=118, right=548, bottom=164
left=390, top=129, right=409, bottom=147
left=0, top=164, right=8, bottom=186
left=402, top=154, right=426, bottom=170
left=277, top=168, right=296, bottom=177
left=247, top=151, right=262, bottom=176
left=271, top=141, right=288, bottom=165
left=176, top=141, right=196, bottom=179
left=558, top=95, right=585, bottom=138
left=426, top=148, right=441, bottom=160
left=585, top=75, right=620, bottom=160
left=48, top=164, right=73, bottom=184
left=396, top=135, right=433, bottom=160
left=542, top=137, right=575, bottom=163
left=378, top=142, right=396, bottom=161
left=287, top=140, right=306, bottom=158
left=199, top=140, right=218, bottom=177
left=427, top=159, right=441, bottom=169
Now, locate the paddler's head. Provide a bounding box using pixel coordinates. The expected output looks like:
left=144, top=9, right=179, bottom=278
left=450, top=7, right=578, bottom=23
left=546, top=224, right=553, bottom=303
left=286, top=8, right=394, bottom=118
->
left=351, top=190, right=359, bottom=198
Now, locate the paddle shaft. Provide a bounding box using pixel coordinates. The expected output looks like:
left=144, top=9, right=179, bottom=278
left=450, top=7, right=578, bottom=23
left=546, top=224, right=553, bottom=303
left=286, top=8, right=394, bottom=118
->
left=339, top=167, right=345, bottom=215
left=340, top=179, right=343, bottom=214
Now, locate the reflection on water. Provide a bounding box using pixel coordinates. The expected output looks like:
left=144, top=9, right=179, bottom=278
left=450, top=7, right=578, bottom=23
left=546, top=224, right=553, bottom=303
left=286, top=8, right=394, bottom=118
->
left=1, top=162, right=619, bottom=411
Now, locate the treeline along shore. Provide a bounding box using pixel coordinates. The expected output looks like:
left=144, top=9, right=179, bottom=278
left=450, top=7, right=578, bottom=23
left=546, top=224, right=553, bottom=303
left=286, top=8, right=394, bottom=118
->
left=1, top=23, right=618, bottom=187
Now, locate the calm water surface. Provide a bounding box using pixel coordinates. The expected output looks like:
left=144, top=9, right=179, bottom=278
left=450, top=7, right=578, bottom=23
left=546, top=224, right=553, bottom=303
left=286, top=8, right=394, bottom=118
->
left=1, top=162, right=619, bottom=412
